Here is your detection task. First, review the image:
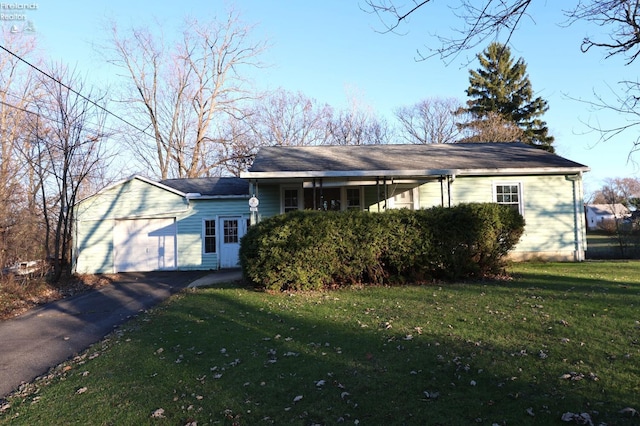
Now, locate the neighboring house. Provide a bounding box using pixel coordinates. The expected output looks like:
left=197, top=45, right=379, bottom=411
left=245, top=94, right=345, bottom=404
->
left=73, top=175, right=250, bottom=274
left=241, top=143, right=590, bottom=261
left=584, top=203, right=631, bottom=231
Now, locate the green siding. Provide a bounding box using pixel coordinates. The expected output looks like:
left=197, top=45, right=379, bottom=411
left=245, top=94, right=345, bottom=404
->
left=75, top=178, right=188, bottom=274
left=254, top=175, right=584, bottom=261
left=443, top=175, right=581, bottom=256
left=254, top=184, right=282, bottom=219
left=176, top=199, right=251, bottom=271
left=76, top=178, right=188, bottom=221
left=74, top=177, right=250, bottom=273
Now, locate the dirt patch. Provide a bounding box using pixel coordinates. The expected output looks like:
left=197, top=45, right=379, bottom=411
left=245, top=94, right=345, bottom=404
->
left=0, top=274, right=116, bottom=321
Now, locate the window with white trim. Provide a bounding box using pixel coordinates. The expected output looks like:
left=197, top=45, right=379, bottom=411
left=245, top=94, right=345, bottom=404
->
left=346, top=188, right=361, bottom=210
left=204, top=220, right=216, bottom=253
left=494, top=183, right=523, bottom=214
left=283, top=188, right=299, bottom=213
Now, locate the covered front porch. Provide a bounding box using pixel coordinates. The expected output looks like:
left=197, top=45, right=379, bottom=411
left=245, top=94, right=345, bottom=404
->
left=248, top=174, right=456, bottom=215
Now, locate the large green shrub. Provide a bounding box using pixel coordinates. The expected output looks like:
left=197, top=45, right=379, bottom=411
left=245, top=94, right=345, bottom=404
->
left=240, top=203, right=524, bottom=291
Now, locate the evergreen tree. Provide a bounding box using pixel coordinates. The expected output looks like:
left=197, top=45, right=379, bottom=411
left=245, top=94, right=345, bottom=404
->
left=459, top=42, right=555, bottom=152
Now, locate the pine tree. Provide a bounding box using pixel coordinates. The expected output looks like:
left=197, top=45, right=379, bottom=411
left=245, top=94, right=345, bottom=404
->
left=459, top=42, right=555, bottom=152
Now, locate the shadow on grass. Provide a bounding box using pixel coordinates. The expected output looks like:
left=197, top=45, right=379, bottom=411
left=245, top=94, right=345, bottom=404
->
left=3, top=267, right=639, bottom=425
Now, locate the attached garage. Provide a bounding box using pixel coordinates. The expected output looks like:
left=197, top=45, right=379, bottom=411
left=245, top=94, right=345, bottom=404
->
left=73, top=175, right=250, bottom=274
left=113, top=218, right=177, bottom=272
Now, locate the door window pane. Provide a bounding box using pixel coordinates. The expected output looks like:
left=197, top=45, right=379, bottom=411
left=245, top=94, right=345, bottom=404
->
left=224, top=219, right=239, bottom=244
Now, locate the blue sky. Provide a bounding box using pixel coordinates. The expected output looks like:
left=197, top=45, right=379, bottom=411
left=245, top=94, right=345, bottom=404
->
left=12, top=1, right=640, bottom=196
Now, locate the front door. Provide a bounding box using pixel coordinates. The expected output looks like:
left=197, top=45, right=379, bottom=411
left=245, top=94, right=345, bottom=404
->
left=219, top=216, right=243, bottom=268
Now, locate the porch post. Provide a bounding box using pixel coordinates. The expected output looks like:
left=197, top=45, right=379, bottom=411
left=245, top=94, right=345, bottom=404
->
left=376, top=177, right=380, bottom=212
left=383, top=176, right=388, bottom=210
left=313, top=178, right=317, bottom=210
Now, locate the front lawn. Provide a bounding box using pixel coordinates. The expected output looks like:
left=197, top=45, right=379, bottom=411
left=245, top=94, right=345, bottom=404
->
left=1, top=262, right=639, bottom=425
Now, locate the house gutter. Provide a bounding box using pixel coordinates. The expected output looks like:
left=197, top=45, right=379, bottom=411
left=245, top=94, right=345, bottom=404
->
left=241, top=166, right=590, bottom=180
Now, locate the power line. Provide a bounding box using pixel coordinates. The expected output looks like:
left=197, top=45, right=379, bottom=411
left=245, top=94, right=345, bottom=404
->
left=0, top=44, right=156, bottom=139
left=0, top=97, right=132, bottom=139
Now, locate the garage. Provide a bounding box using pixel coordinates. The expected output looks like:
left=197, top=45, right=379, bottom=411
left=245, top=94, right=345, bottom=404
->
left=113, top=218, right=177, bottom=272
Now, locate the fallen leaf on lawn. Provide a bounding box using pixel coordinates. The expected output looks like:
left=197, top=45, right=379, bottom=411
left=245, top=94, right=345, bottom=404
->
left=76, top=387, right=87, bottom=395
left=619, top=407, right=638, bottom=417
left=151, top=408, right=165, bottom=418
left=423, top=390, right=439, bottom=400
left=526, top=407, right=535, bottom=416
left=293, top=395, right=303, bottom=403
left=341, top=391, right=350, bottom=399
left=315, top=380, right=326, bottom=387
left=561, top=412, right=593, bottom=425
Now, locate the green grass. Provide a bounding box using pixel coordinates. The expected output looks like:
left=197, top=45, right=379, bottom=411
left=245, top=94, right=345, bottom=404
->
left=586, top=230, right=640, bottom=259
left=1, top=262, right=640, bottom=425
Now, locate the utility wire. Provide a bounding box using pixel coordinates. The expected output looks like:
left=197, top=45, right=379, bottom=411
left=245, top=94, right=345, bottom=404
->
left=0, top=44, right=156, bottom=139
left=0, top=98, right=123, bottom=139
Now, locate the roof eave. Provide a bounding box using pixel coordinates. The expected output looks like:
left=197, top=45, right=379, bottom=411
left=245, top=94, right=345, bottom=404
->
left=241, top=169, right=458, bottom=179
left=456, top=166, right=590, bottom=176
left=241, top=166, right=590, bottom=180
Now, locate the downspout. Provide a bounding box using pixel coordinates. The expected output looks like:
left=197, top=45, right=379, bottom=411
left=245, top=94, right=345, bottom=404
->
left=567, top=173, right=585, bottom=261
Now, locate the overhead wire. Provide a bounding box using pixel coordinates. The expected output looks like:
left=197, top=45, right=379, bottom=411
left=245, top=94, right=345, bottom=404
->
left=0, top=43, right=156, bottom=140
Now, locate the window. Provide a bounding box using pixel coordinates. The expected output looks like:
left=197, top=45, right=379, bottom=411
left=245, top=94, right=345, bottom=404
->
left=204, top=220, right=216, bottom=253
left=391, top=189, right=414, bottom=210
left=283, top=189, right=299, bottom=213
left=223, top=219, right=239, bottom=244
left=346, top=188, right=361, bottom=210
left=495, top=183, right=523, bottom=214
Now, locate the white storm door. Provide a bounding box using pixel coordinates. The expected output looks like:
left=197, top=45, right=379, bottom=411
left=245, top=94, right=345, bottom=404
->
left=219, top=216, right=243, bottom=268
left=113, top=218, right=177, bottom=272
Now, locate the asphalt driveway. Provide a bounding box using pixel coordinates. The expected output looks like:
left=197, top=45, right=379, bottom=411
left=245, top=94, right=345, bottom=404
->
left=0, top=270, right=238, bottom=399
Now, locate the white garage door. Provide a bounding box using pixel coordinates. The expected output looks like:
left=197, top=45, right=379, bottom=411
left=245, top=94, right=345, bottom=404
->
left=113, top=218, right=177, bottom=272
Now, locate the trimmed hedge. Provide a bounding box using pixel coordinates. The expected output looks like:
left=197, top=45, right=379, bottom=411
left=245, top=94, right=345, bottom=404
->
left=240, top=203, right=525, bottom=291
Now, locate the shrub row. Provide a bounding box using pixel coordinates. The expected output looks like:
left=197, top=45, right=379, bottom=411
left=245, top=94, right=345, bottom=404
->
left=239, top=203, right=525, bottom=291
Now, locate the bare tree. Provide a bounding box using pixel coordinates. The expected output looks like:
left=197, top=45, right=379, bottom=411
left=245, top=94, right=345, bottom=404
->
left=106, top=11, right=266, bottom=179
left=364, top=1, right=640, bottom=155
left=222, top=88, right=333, bottom=175
left=363, top=0, right=534, bottom=61
left=457, top=111, right=525, bottom=142
left=29, top=64, right=111, bottom=281
left=395, top=97, right=462, bottom=144
left=592, top=177, right=640, bottom=206
left=364, top=1, right=640, bottom=62
left=328, top=92, right=392, bottom=145
left=0, top=30, right=46, bottom=270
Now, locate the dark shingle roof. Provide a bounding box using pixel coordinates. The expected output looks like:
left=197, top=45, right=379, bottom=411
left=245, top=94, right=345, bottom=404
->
left=246, top=143, right=589, bottom=176
left=160, top=177, right=249, bottom=197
